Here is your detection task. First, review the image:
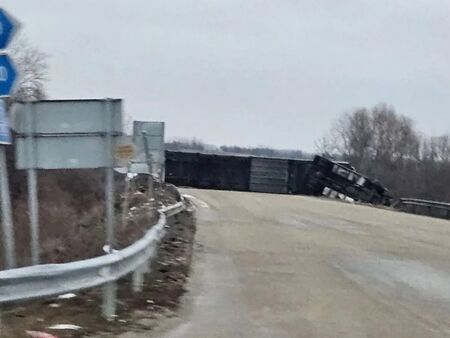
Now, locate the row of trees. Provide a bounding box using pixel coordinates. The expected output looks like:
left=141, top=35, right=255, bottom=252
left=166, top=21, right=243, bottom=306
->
left=167, top=104, right=449, bottom=202
left=316, top=103, right=450, bottom=202
left=165, top=139, right=313, bottom=159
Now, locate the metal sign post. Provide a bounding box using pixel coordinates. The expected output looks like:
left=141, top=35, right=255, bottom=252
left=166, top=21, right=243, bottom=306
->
left=0, top=146, right=14, bottom=268
left=0, top=7, right=18, bottom=269
left=104, top=99, right=115, bottom=251
left=141, top=131, right=154, bottom=202
left=26, top=103, right=39, bottom=265
left=0, top=106, right=15, bottom=268
left=114, top=136, right=135, bottom=232
left=103, top=99, right=117, bottom=318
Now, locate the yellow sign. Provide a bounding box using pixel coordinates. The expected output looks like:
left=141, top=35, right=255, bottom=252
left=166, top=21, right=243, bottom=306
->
left=115, top=144, right=135, bottom=160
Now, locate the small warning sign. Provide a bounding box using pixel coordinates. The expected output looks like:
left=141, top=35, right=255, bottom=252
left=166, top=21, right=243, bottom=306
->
left=114, top=136, right=135, bottom=167
left=115, top=144, right=135, bottom=160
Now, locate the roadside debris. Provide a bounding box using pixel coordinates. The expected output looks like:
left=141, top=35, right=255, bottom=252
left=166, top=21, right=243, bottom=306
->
left=47, top=324, right=82, bottom=331
left=25, top=331, right=59, bottom=338
left=102, top=245, right=119, bottom=254
left=57, top=293, right=76, bottom=300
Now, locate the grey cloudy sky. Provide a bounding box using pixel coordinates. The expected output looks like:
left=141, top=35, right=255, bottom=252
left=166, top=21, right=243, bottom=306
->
left=3, top=0, right=450, bottom=151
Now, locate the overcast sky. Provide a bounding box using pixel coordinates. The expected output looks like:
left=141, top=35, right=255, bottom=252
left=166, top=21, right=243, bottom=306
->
left=3, top=0, right=450, bottom=151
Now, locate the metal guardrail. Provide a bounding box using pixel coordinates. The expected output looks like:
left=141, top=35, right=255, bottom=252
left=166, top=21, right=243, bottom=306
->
left=395, top=198, right=450, bottom=220
left=0, top=201, right=185, bottom=315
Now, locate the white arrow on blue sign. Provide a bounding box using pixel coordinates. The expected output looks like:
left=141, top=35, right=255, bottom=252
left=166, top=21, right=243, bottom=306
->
left=0, top=54, right=17, bottom=97
left=0, top=8, right=18, bottom=50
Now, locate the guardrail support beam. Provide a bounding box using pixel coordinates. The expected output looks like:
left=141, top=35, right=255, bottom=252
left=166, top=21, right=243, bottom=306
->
left=102, top=282, right=117, bottom=319
left=132, top=265, right=145, bottom=293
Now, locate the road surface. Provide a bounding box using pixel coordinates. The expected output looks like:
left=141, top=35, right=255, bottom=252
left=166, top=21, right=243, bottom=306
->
left=148, top=189, right=450, bottom=338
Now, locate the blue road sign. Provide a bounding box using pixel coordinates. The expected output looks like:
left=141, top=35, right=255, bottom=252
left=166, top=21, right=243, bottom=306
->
left=0, top=100, right=11, bottom=144
left=0, top=54, right=17, bottom=97
left=0, top=8, right=18, bottom=50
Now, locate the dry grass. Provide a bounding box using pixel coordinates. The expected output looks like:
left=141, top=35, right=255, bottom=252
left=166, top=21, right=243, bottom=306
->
left=0, top=170, right=105, bottom=268
left=0, top=169, right=167, bottom=269
left=0, top=131, right=183, bottom=269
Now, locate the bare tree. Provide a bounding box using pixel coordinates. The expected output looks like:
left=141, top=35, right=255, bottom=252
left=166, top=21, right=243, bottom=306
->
left=370, top=104, right=419, bottom=163
left=429, top=134, right=450, bottom=162
left=317, top=107, right=374, bottom=171
left=8, top=35, right=49, bottom=102
left=317, top=103, right=423, bottom=198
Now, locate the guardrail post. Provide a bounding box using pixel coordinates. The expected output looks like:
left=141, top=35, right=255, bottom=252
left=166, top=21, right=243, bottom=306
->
left=132, top=265, right=145, bottom=293
left=102, top=281, right=117, bottom=318
left=143, top=246, right=156, bottom=274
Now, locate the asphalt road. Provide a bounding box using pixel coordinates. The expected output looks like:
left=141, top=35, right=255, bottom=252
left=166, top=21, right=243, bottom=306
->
left=148, top=189, right=450, bottom=338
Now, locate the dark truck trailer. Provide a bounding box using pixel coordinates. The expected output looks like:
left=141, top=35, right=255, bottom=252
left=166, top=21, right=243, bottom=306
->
left=165, top=151, right=199, bottom=187
left=165, top=151, right=313, bottom=194
left=165, top=151, right=251, bottom=191
left=196, top=153, right=251, bottom=191
left=287, top=159, right=315, bottom=195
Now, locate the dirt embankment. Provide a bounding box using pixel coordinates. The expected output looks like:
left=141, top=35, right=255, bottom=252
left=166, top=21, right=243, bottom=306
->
left=0, top=167, right=185, bottom=268
left=0, top=165, right=196, bottom=337
left=1, top=200, right=196, bottom=338
left=2, top=169, right=117, bottom=268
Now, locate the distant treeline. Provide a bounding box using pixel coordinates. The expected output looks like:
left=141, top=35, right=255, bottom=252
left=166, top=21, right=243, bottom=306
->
left=165, top=138, right=314, bottom=160
left=166, top=103, right=450, bottom=203
left=317, top=103, right=450, bottom=203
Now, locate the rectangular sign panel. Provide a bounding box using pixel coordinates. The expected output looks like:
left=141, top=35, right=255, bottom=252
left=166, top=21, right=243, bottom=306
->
left=16, top=136, right=113, bottom=169
left=131, top=121, right=165, bottom=175
left=132, top=121, right=165, bottom=157
left=12, top=99, right=122, bottom=134
left=13, top=99, right=123, bottom=170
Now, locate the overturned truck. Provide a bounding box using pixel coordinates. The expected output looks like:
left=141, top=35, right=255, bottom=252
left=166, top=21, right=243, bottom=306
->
left=304, top=155, right=393, bottom=206
left=165, top=151, right=392, bottom=206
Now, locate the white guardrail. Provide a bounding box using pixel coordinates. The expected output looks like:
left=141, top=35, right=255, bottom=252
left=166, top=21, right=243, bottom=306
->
left=395, top=198, right=450, bottom=220
left=0, top=201, right=185, bottom=317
